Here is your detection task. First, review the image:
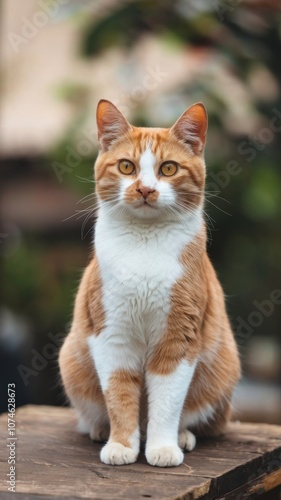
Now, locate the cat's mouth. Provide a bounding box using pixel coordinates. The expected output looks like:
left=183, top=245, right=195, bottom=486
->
left=136, top=199, right=157, bottom=209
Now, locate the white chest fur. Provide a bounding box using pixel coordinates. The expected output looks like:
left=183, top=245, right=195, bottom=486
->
left=94, top=207, right=202, bottom=347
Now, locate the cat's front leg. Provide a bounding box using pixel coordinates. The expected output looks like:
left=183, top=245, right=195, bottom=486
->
left=88, top=332, right=142, bottom=465
left=145, top=358, right=197, bottom=467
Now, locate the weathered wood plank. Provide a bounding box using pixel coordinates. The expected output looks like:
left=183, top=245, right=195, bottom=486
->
left=219, top=469, right=281, bottom=499
left=0, top=405, right=280, bottom=500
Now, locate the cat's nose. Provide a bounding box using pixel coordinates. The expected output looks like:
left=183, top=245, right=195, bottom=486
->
left=136, top=186, right=156, bottom=199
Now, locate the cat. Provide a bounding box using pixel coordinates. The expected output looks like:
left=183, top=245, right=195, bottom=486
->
left=59, top=99, right=241, bottom=467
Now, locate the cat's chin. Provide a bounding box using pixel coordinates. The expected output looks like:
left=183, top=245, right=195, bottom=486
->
left=125, top=202, right=164, bottom=221
left=124, top=201, right=189, bottom=222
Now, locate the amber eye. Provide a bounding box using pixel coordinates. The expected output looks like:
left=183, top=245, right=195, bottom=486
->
left=160, top=162, right=178, bottom=177
left=118, top=159, right=135, bottom=175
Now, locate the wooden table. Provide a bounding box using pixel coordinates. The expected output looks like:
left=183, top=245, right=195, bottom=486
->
left=0, top=405, right=281, bottom=499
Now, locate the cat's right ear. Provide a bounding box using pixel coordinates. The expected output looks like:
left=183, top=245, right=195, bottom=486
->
left=96, top=100, right=131, bottom=151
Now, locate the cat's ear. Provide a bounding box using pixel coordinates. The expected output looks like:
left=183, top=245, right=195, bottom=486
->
left=96, top=99, right=131, bottom=151
left=171, top=103, right=208, bottom=154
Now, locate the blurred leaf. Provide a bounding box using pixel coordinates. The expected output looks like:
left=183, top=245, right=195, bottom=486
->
left=242, top=166, right=280, bottom=220
left=53, top=82, right=90, bottom=107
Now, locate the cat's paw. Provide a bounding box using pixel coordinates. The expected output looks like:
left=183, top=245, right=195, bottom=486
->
left=100, top=442, right=138, bottom=465
left=178, top=429, right=196, bottom=451
left=146, top=445, right=184, bottom=467
left=90, top=424, right=109, bottom=442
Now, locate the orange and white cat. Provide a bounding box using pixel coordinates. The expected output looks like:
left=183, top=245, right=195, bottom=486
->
left=59, top=99, right=240, bottom=467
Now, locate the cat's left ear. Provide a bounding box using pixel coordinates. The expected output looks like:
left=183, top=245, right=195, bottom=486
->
left=171, top=103, right=208, bottom=154
left=96, top=99, right=132, bottom=151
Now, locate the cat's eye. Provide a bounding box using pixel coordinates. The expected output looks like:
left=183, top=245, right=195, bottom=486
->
left=160, top=161, right=178, bottom=177
left=118, top=159, right=135, bottom=175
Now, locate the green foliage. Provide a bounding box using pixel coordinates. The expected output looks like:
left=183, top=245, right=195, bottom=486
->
left=48, top=108, right=97, bottom=195
left=81, top=1, right=218, bottom=57
left=242, top=165, right=280, bottom=220
left=53, top=81, right=90, bottom=107
left=3, top=239, right=85, bottom=331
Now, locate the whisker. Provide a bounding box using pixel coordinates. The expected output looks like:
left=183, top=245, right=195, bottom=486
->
left=76, top=176, right=95, bottom=184
left=205, top=199, right=232, bottom=217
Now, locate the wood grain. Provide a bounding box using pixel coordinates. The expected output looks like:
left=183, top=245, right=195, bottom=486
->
left=0, top=405, right=280, bottom=499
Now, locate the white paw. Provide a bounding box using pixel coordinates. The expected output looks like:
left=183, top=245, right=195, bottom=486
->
left=100, top=442, right=138, bottom=465
left=146, top=445, right=184, bottom=467
left=178, top=429, right=196, bottom=451
left=90, top=424, right=109, bottom=442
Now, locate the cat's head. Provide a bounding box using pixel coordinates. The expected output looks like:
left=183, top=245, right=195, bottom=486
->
left=94, top=100, right=207, bottom=221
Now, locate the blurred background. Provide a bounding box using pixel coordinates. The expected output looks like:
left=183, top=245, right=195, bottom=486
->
left=1, top=0, right=281, bottom=424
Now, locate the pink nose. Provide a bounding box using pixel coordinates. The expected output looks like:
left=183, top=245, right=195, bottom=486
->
left=136, top=186, right=155, bottom=199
